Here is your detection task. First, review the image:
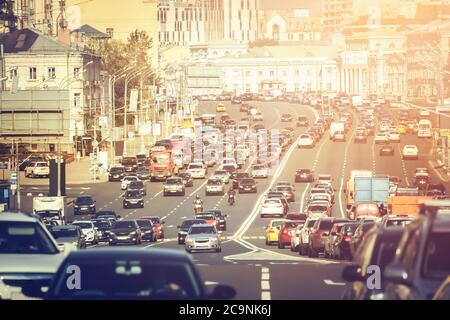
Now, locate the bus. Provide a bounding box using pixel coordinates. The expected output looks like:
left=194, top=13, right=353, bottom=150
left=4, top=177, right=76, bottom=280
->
left=417, top=119, right=432, bottom=138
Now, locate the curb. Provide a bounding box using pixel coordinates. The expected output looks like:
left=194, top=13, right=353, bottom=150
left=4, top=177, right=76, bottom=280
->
left=429, top=159, right=450, bottom=183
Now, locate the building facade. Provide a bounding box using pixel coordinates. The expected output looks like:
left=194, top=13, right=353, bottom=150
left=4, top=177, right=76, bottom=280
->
left=322, top=0, right=354, bottom=34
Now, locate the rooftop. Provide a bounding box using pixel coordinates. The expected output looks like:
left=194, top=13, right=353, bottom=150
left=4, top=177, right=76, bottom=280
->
left=0, top=28, right=71, bottom=54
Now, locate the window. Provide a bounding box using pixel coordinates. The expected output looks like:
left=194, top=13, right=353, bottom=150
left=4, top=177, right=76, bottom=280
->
left=48, top=67, right=56, bottom=79
left=74, top=93, right=81, bottom=107
left=74, top=67, right=81, bottom=79
left=29, top=67, right=37, bottom=80
left=10, top=68, right=17, bottom=79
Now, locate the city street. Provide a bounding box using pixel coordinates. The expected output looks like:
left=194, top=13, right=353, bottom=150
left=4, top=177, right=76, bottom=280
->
left=18, top=100, right=447, bottom=300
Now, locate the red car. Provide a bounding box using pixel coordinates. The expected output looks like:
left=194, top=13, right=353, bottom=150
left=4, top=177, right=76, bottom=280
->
left=240, top=104, right=250, bottom=112
left=141, top=216, right=165, bottom=239
left=278, top=221, right=301, bottom=249
left=195, top=214, right=219, bottom=229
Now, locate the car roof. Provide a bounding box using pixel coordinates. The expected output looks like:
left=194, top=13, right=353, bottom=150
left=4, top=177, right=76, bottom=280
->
left=66, top=248, right=192, bottom=262
left=0, top=212, right=41, bottom=223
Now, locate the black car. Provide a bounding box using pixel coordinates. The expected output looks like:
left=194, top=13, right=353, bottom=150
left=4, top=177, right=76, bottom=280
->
left=108, top=166, right=125, bottom=182
left=295, top=169, right=315, bottom=183
left=203, top=209, right=228, bottom=231
left=330, top=222, right=358, bottom=260
left=178, top=172, right=194, bottom=187
left=50, top=225, right=87, bottom=249
left=380, top=145, right=394, bottom=156
left=92, top=219, right=112, bottom=242
left=232, top=172, right=251, bottom=189
left=296, top=116, right=309, bottom=127
left=383, top=204, right=450, bottom=300
left=121, top=156, right=138, bottom=172
left=73, top=196, right=96, bottom=215
left=177, top=219, right=208, bottom=244
left=136, top=167, right=151, bottom=180
left=342, top=226, right=404, bottom=300
left=22, top=249, right=236, bottom=300
left=281, top=114, right=293, bottom=122
left=136, top=219, right=157, bottom=242
left=128, top=180, right=147, bottom=196
left=109, top=220, right=142, bottom=245
left=123, top=190, right=144, bottom=209
left=92, top=210, right=120, bottom=222
left=238, top=178, right=257, bottom=194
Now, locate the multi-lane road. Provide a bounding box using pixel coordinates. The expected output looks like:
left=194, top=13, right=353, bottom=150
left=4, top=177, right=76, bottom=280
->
left=19, top=101, right=448, bottom=300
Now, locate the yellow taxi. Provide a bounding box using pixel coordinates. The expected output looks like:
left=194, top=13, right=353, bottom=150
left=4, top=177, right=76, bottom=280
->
left=216, top=103, right=226, bottom=113
left=265, top=219, right=289, bottom=245
left=398, top=124, right=407, bottom=134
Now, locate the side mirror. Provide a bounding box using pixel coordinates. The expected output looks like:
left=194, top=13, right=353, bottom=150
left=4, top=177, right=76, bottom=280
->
left=383, top=263, right=410, bottom=285
left=211, top=285, right=236, bottom=300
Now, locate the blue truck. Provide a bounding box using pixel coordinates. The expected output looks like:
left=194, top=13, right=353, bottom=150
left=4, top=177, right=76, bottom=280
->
left=354, top=176, right=390, bottom=206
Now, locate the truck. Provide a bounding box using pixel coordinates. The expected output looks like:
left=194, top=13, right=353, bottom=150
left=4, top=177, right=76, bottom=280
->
left=354, top=176, right=390, bottom=207
left=149, top=146, right=174, bottom=182
left=33, top=196, right=67, bottom=225
left=345, top=170, right=373, bottom=209
left=330, top=121, right=345, bottom=140
left=387, top=195, right=433, bottom=215
left=417, top=119, right=432, bottom=138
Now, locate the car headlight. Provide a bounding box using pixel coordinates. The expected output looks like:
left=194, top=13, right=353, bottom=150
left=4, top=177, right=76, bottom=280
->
left=90, top=204, right=95, bottom=207
left=130, top=231, right=136, bottom=236
left=109, top=232, right=116, bottom=237
left=178, top=231, right=187, bottom=235
left=185, top=238, right=194, bottom=243
left=74, top=205, right=79, bottom=208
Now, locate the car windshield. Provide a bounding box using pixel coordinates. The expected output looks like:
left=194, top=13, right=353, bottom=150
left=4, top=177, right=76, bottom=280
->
left=36, top=163, right=48, bottom=167
left=136, top=220, right=152, bottom=228
left=362, top=222, right=375, bottom=232
left=166, top=179, right=182, bottom=185
left=253, top=165, right=265, bottom=170
left=265, top=199, right=281, bottom=205
left=94, top=221, right=110, bottom=229
left=122, top=158, right=137, bottom=165
left=207, top=180, right=222, bottom=185
left=309, top=205, right=328, bottom=212
left=51, top=228, right=78, bottom=238
left=152, top=155, right=170, bottom=164
left=189, top=164, right=202, bottom=169
left=129, top=182, right=144, bottom=188
left=181, top=220, right=205, bottom=229
left=276, top=186, right=292, bottom=192
left=113, top=221, right=135, bottom=229
left=52, top=260, right=200, bottom=299
left=189, top=226, right=216, bottom=234
left=214, top=171, right=227, bottom=176
left=76, top=197, right=93, bottom=204
left=110, top=167, right=124, bottom=173
left=422, top=231, right=450, bottom=280
left=241, top=179, right=254, bottom=184
left=0, top=221, right=58, bottom=254
left=72, top=223, right=92, bottom=229
left=36, top=210, right=60, bottom=219
left=126, top=191, right=141, bottom=198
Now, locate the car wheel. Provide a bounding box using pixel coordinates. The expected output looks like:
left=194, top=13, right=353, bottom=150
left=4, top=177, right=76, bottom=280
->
left=181, top=191, right=186, bottom=196
left=216, top=247, right=221, bottom=253
left=278, top=242, right=285, bottom=249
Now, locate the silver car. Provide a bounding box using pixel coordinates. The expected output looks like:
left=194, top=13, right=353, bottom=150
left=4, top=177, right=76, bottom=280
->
left=185, top=224, right=221, bottom=253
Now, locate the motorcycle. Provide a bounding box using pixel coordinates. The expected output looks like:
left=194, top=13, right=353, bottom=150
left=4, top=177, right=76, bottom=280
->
left=194, top=201, right=203, bottom=214
left=228, top=194, right=235, bottom=206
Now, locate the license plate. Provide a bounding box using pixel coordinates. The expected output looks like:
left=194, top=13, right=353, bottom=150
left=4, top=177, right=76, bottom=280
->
left=170, top=190, right=178, bottom=193
left=118, top=236, right=128, bottom=240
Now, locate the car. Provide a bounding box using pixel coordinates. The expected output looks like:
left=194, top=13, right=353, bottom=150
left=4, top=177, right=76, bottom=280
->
left=123, top=190, right=144, bottom=208
left=330, top=222, right=358, bottom=260
left=317, top=174, right=333, bottom=185
left=21, top=248, right=235, bottom=300
left=265, top=219, right=289, bottom=245
left=140, top=216, right=165, bottom=239
left=238, top=178, right=257, bottom=194
left=261, top=198, right=285, bottom=218
left=295, top=169, right=315, bottom=183
left=402, top=145, right=419, bottom=160
left=285, top=213, right=307, bottom=222
left=185, top=224, right=221, bottom=253
left=308, top=193, right=333, bottom=206
left=290, top=223, right=305, bottom=252
left=73, top=196, right=96, bottom=215
left=296, top=116, right=310, bottom=127
left=240, top=103, right=249, bottom=112
left=121, top=156, right=138, bottom=172
left=332, top=131, right=346, bottom=142
left=324, top=222, right=349, bottom=259
left=265, top=191, right=289, bottom=214
left=203, top=209, right=228, bottom=231
left=108, top=166, right=125, bottom=181
left=389, top=130, right=401, bottom=143
left=297, top=134, right=315, bottom=148
left=252, top=112, right=264, bottom=121
left=308, top=217, right=349, bottom=257
left=71, top=221, right=99, bottom=244
left=281, top=114, right=293, bottom=122
left=216, top=103, right=226, bottom=112
left=375, top=132, right=389, bottom=144
left=354, top=130, right=367, bottom=143
left=121, top=175, right=140, bottom=190
left=136, top=219, right=157, bottom=242
left=383, top=202, right=450, bottom=300
left=25, top=161, right=50, bottom=178
left=348, top=219, right=377, bottom=257
left=231, top=96, right=242, bottom=104
left=342, top=226, right=405, bottom=300
left=92, top=211, right=120, bottom=222
left=433, top=276, right=450, bottom=300
left=136, top=153, right=148, bottom=166
left=306, top=202, right=331, bottom=216
left=127, top=180, right=147, bottom=196
left=186, top=162, right=207, bottom=179
left=420, top=109, right=431, bottom=117
left=0, top=213, right=67, bottom=299
left=163, top=177, right=186, bottom=196
left=275, top=185, right=295, bottom=202
left=92, top=219, right=112, bottom=242
left=278, top=221, right=301, bottom=249
left=50, top=225, right=87, bottom=250
left=178, top=172, right=194, bottom=187
left=380, top=145, right=394, bottom=156
left=251, top=164, right=269, bottom=179
left=205, top=178, right=225, bottom=196
left=232, top=172, right=251, bottom=189
left=136, top=166, right=151, bottom=180
left=212, top=170, right=230, bottom=184
left=108, top=219, right=142, bottom=245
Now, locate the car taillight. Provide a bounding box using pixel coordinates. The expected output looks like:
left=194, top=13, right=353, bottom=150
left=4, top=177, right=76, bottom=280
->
left=342, top=235, right=350, bottom=241
left=282, top=229, right=288, bottom=234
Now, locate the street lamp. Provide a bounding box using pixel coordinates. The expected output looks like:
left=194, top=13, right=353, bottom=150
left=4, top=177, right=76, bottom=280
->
left=59, top=60, right=93, bottom=89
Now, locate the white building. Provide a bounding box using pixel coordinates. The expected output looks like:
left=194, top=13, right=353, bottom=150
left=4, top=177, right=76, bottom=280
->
left=0, top=28, right=101, bottom=153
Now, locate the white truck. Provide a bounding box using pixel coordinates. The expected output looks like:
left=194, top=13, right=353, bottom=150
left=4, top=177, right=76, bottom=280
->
left=33, top=196, right=67, bottom=225
left=330, top=121, right=346, bottom=140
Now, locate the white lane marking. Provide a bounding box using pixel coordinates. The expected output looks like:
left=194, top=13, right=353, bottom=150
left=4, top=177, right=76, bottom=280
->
left=261, top=266, right=271, bottom=300
left=204, top=281, right=219, bottom=285
left=261, top=281, right=270, bottom=290
left=338, top=125, right=357, bottom=218
left=324, top=279, right=345, bottom=286
left=261, top=292, right=271, bottom=300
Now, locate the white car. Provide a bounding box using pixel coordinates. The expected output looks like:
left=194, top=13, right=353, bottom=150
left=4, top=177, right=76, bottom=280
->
left=260, top=198, right=285, bottom=217
left=420, top=110, right=431, bottom=117
left=308, top=193, right=333, bottom=205
left=187, top=162, right=207, bottom=179
left=71, top=221, right=99, bottom=244
left=205, top=178, right=225, bottom=196
left=121, top=175, right=140, bottom=190
left=375, top=132, right=389, bottom=144
left=0, top=212, right=66, bottom=300
left=332, top=131, right=346, bottom=142
left=402, top=145, right=419, bottom=160
left=317, top=174, right=333, bottom=185
left=253, top=112, right=264, bottom=121
left=297, top=134, right=315, bottom=148
left=212, top=170, right=230, bottom=184
left=25, top=161, right=50, bottom=178
left=251, top=164, right=269, bottom=179
left=298, top=217, right=320, bottom=255
left=290, top=224, right=304, bottom=252
left=389, top=131, right=400, bottom=142
left=221, top=157, right=238, bottom=168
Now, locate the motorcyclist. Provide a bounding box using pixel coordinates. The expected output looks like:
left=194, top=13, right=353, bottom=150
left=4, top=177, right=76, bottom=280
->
left=228, top=186, right=236, bottom=204
left=194, top=195, right=203, bottom=205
